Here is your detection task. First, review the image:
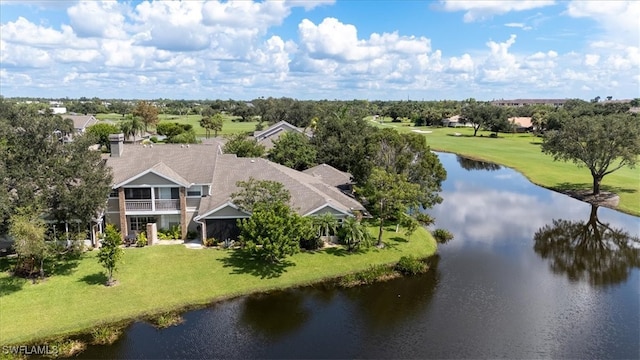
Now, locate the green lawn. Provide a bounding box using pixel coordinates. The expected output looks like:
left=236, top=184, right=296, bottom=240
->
left=0, top=226, right=436, bottom=345
left=95, top=113, right=259, bottom=136
left=370, top=119, right=640, bottom=216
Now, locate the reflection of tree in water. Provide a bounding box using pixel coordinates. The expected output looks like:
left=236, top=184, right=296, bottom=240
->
left=533, top=205, right=640, bottom=286
left=456, top=156, right=501, bottom=171
left=239, top=290, right=310, bottom=340
left=345, top=255, right=440, bottom=329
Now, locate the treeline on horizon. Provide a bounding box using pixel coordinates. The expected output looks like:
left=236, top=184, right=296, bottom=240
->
left=2, top=95, right=639, bottom=130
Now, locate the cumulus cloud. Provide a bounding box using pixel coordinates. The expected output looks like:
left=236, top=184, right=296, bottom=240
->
left=0, top=0, right=638, bottom=100
left=67, top=1, right=128, bottom=39
left=440, top=0, right=555, bottom=22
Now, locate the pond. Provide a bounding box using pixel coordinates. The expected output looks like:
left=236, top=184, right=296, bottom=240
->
left=78, top=152, right=640, bottom=359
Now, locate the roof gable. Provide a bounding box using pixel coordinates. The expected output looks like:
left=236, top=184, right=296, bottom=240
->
left=114, top=162, right=192, bottom=188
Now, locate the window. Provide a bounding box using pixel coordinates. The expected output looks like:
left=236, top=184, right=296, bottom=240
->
left=124, top=188, right=151, bottom=200
left=130, top=216, right=156, bottom=232
left=187, top=185, right=202, bottom=197
left=155, top=187, right=179, bottom=199
left=109, top=189, right=119, bottom=198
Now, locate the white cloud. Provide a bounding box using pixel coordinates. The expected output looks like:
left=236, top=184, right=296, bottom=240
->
left=566, top=1, right=639, bottom=46
left=448, top=54, right=474, bottom=73
left=441, top=0, right=555, bottom=22
left=67, top=1, right=127, bottom=39
left=584, top=54, right=600, bottom=66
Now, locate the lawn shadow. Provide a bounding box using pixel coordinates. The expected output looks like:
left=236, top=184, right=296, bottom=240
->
left=0, top=274, right=27, bottom=296
left=47, top=256, right=82, bottom=277
left=218, top=250, right=295, bottom=279
left=554, top=182, right=636, bottom=195
left=324, top=247, right=348, bottom=257
left=79, top=272, right=108, bottom=286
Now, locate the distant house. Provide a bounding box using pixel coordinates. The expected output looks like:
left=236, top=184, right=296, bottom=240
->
left=61, top=114, right=98, bottom=142
left=508, top=117, right=533, bottom=133
left=442, top=115, right=473, bottom=128
left=104, top=134, right=366, bottom=243
left=63, top=114, right=98, bottom=134
left=50, top=107, right=67, bottom=114
left=253, top=121, right=312, bottom=149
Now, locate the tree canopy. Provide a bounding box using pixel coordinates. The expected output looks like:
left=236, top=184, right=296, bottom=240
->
left=1, top=103, right=113, bottom=234
left=223, top=133, right=265, bottom=158
left=268, top=132, right=317, bottom=171
left=541, top=114, right=640, bottom=195
left=231, top=178, right=291, bottom=213
left=132, top=101, right=159, bottom=132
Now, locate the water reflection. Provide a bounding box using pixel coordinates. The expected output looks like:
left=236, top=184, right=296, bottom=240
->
left=345, top=256, right=440, bottom=330
left=240, top=290, right=310, bottom=340
left=456, top=155, right=501, bottom=171
left=534, top=205, right=640, bottom=286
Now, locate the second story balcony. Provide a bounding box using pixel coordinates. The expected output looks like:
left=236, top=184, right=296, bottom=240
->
left=125, top=199, right=180, bottom=212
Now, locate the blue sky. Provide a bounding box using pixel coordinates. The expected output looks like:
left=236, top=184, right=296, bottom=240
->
left=1, top=0, right=638, bottom=100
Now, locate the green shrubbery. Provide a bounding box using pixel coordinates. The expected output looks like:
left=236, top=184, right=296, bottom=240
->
left=432, top=228, right=454, bottom=244
left=394, top=256, right=427, bottom=275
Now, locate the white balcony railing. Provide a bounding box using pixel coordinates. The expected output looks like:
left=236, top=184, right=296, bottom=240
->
left=125, top=199, right=180, bottom=211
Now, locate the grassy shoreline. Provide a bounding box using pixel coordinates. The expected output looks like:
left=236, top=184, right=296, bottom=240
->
left=0, top=226, right=436, bottom=346
left=371, top=120, right=640, bottom=217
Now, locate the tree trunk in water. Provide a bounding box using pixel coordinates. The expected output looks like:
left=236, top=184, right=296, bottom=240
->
left=593, top=175, right=602, bottom=195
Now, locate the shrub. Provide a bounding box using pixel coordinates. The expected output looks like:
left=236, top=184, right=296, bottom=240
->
left=432, top=228, right=454, bottom=244
left=300, top=236, right=324, bottom=251
left=149, top=136, right=158, bottom=143
left=149, top=312, right=184, bottom=328
left=135, top=232, right=147, bottom=247
left=395, top=256, right=427, bottom=275
left=203, top=237, right=217, bottom=247
left=339, top=264, right=395, bottom=287
left=91, top=325, right=122, bottom=345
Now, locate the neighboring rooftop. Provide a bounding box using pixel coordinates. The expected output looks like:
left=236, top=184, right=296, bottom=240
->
left=303, top=164, right=353, bottom=187
left=63, top=114, right=98, bottom=130
left=198, top=155, right=365, bottom=217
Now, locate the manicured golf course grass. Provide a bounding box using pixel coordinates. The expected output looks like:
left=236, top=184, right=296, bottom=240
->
left=0, top=226, right=436, bottom=345
left=95, top=113, right=259, bottom=136
left=372, top=120, right=640, bottom=216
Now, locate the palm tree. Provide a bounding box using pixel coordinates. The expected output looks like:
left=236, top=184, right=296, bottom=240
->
left=120, top=115, right=144, bottom=142
left=312, top=213, right=339, bottom=238
left=340, top=217, right=372, bottom=252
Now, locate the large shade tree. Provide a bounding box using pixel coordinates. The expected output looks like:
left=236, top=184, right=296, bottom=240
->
left=0, top=102, right=113, bottom=235
left=132, top=100, right=159, bottom=132
left=541, top=114, right=640, bottom=195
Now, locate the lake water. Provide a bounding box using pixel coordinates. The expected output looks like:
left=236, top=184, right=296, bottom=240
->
left=79, top=152, right=640, bottom=359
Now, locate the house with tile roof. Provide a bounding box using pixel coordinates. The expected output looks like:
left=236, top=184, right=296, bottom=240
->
left=252, top=120, right=312, bottom=150
left=104, top=134, right=365, bottom=243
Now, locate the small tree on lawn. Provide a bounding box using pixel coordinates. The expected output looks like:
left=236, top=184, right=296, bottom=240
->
left=9, top=209, right=51, bottom=279
left=238, top=202, right=311, bottom=263
left=98, top=224, right=124, bottom=286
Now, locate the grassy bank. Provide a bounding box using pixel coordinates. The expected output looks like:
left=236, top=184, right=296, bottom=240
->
left=0, top=226, right=436, bottom=345
left=371, top=120, right=639, bottom=216
left=95, top=113, right=259, bottom=136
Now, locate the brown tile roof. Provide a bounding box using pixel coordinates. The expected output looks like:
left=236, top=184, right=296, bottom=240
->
left=197, top=155, right=365, bottom=218
left=105, top=142, right=222, bottom=186
left=303, top=164, right=353, bottom=187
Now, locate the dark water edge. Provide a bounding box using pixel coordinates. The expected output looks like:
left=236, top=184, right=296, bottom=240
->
left=70, top=152, right=640, bottom=359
